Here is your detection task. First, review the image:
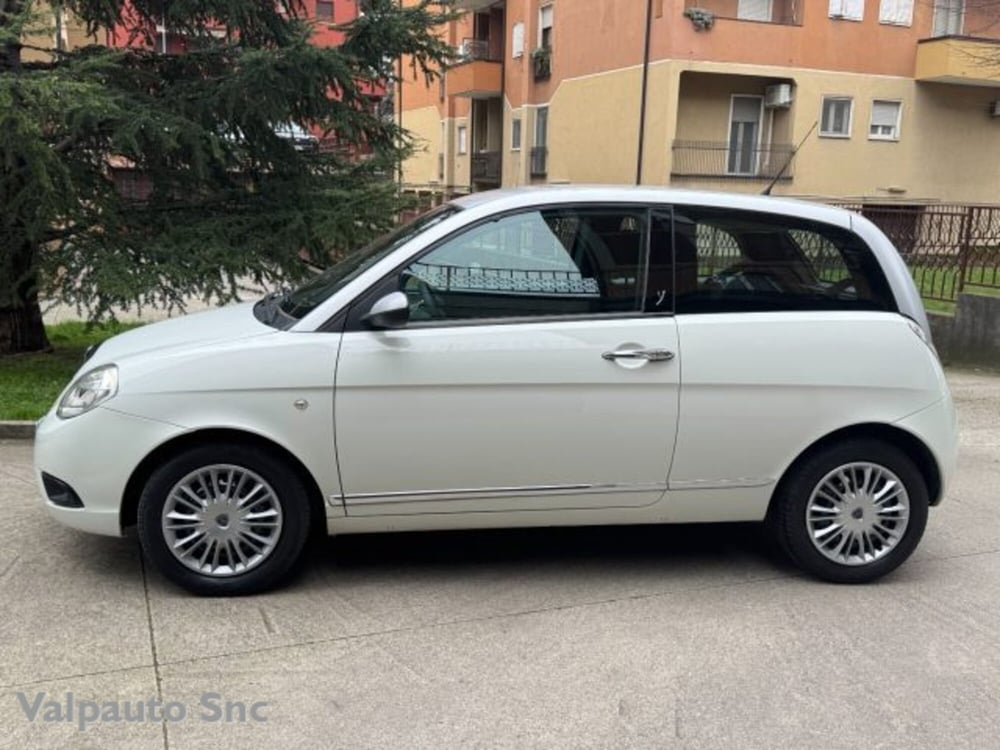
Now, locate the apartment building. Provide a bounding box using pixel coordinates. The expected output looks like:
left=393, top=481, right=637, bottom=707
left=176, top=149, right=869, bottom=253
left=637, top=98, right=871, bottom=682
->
left=397, top=0, right=1000, bottom=203
left=21, top=2, right=97, bottom=62
left=102, top=1, right=361, bottom=58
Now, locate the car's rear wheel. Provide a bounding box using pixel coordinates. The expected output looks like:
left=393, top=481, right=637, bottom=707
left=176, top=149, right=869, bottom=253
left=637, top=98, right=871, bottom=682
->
left=770, top=439, right=929, bottom=583
left=137, top=444, right=312, bottom=596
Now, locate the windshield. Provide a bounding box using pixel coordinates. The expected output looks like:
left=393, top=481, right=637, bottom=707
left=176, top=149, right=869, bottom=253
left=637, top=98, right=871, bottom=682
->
left=278, top=205, right=461, bottom=320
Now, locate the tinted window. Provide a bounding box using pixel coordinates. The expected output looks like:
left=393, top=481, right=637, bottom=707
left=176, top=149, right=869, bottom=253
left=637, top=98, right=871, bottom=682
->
left=671, top=208, right=896, bottom=314
left=400, top=207, right=648, bottom=322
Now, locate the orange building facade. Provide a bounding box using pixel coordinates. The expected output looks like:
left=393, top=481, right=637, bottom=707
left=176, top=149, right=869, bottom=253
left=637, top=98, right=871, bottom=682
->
left=397, top=0, right=1000, bottom=204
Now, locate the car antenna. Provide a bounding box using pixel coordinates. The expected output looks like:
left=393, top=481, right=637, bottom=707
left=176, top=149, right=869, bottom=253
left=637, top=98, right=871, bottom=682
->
left=762, top=120, right=817, bottom=196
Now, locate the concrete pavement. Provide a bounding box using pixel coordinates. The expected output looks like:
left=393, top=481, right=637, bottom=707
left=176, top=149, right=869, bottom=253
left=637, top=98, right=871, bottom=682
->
left=1, top=369, right=999, bottom=749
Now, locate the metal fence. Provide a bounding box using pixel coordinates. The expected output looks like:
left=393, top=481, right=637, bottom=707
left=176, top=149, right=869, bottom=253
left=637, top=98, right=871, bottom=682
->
left=833, top=203, right=1000, bottom=303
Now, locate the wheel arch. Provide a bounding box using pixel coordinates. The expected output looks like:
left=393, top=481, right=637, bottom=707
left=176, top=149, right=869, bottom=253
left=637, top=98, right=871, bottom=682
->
left=120, top=428, right=328, bottom=537
left=767, top=422, right=943, bottom=519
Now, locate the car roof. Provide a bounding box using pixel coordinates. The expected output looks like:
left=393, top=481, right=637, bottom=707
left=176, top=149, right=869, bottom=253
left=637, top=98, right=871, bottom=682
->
left=450, top=186, right=852, bottom=229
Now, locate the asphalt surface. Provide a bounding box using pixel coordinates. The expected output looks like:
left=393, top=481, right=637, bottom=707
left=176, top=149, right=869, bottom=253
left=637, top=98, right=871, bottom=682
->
left=1, top=369, right=999, bottom=749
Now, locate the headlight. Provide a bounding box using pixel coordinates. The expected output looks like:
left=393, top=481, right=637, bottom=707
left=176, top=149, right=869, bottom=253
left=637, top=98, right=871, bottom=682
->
left=57, top=365, right=119, bottom=419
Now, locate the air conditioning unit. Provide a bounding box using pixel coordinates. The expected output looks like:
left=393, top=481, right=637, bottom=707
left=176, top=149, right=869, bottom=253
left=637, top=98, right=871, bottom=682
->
left=990, top=100, right=1000, bottom=118
left=764, top=83, right=794, bottom=109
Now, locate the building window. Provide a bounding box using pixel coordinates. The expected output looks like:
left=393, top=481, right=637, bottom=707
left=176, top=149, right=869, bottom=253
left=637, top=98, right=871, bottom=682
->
left=737, top=0, right=772, bottom=22
left=828, top=0, right=863, bottom=21
left=869, top=100, right=902, bottom=141
left=457, top=125, right=468, bottom=155
left=728, top=95, right=763, bottom=175
left=316, top=1, right=334, bottom=22
left=820, top=97, right=853, bottom=138
left=531, top=107, right=549, bottom=176
left=511, top=118, right=522, bottom=150
left=512, top=21, right=525, bottom=58
left=535, top=107, right=548, bottom=148
left=879, top=0, right=913, bottom=26
left=539, top=5, right=553, bottom=49
left=932, top=0, right=964, bottom=36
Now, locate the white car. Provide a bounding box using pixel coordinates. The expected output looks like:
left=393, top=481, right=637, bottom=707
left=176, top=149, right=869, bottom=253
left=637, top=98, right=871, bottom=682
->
left=35, top=187, right=958, bottom=595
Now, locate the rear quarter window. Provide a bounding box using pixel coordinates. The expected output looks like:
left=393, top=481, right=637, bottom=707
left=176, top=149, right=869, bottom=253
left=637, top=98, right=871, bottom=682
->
left=672, top=207, right=897, bottom=315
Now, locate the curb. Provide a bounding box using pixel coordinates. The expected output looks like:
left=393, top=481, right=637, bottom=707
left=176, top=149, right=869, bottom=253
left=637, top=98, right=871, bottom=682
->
left=0, top=421, right=36, bottom=440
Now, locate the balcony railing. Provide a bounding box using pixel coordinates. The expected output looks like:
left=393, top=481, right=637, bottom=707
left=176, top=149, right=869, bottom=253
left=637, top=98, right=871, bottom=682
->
left=470, top=151, right=501, bottom=183
left=530, top=146, right=548, bottom=177
left=671, top=141, right=794, bottom=180
left=455, top=38, right=500, bottom=64
left=682, top=0, right=802, bottom=27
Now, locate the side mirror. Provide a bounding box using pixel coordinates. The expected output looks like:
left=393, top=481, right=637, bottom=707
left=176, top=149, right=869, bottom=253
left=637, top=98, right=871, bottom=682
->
left=362, top=291, right=410, bottom=330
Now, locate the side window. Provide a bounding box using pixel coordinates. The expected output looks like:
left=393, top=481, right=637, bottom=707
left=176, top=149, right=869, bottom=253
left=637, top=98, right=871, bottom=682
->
left=400, top=207, right=648, bottom=323
left=672, top=208, right=896, bottom=314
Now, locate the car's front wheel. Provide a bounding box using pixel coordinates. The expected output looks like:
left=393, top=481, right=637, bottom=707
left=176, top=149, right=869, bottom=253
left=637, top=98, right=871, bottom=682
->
left=137, top=444, right=312, bottom=595
left=770, top=439, right=929, bottom=583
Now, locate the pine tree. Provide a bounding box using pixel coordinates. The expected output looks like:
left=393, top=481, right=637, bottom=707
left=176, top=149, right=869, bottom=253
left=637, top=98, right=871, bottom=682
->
left=0, top=0, right=454, bottom=354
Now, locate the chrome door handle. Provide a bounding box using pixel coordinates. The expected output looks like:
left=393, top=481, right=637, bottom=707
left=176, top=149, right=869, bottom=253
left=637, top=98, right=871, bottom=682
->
left=602, top=348, right=675, bottom=362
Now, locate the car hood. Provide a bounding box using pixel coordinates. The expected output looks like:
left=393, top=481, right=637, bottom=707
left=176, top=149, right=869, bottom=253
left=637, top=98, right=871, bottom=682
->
left=89, top=302, right=275, bottom=365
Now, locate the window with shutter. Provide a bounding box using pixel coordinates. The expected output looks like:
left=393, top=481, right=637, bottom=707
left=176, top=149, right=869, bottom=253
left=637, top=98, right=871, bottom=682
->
left=869, top=101, right=901, bottom=141
left=737, top=0, right=772, bottom=22
left=932, top=0, right=964, bottom=36
left=829, top=0, right=863, bottom=21
left=539, top=5, right=553, bottom=48
left=879, top=0, right=913, bottom=26
left=512, top=22, right=525, bottom=58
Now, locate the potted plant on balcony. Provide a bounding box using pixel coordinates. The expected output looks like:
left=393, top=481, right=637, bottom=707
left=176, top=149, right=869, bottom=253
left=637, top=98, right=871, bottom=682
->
left=531, top=46, right=551, bottom=81
left=683, top=8, right=715, bottom=31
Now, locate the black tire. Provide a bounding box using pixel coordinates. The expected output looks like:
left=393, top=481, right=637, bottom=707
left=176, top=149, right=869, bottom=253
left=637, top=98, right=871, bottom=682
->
left=137, top=444, right=313, bottom=596
left=768, top=439, right=929, bottom=584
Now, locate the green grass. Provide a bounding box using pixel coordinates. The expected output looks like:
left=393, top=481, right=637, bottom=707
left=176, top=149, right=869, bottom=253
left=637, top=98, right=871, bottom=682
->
left=913, top=265, right=1000, bottom=315
left=0, top=321, right=142, bottom=421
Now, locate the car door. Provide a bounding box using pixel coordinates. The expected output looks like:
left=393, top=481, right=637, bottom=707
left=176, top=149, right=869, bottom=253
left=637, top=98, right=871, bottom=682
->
left=333, top=204, right=681, bottom=516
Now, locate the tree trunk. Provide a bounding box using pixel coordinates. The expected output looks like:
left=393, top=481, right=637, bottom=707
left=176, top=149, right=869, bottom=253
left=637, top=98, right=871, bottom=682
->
left=0, top=295, right=48, bottom=355
left=0, top=0, right=47, bottom=355
left=0, top=241, right=49, bottom=355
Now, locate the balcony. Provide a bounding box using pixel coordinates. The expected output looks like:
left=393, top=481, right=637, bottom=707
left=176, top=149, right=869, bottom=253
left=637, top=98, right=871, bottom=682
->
left=471, top=151, right=501, bottom=183
left=915, top=37, right=1000, bottom=86
left=671, top=141, right=794, bottom=180
left=682, top=0, right=801, bottom=27
left=530, top=146, right=548, bottom=178
left=449, top=39, right=502, bottom=98
left=452, top=0, right=499, bottom=11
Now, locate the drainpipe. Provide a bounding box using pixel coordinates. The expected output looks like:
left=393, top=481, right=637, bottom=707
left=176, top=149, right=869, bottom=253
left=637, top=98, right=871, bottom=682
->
left=636, top=0, right=654, bottom=185
left=499, top=6, right=506, bottom=190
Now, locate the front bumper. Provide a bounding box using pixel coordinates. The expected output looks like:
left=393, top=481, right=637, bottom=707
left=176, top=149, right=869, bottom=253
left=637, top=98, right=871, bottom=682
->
left=34, top=406, right=185, bottom=536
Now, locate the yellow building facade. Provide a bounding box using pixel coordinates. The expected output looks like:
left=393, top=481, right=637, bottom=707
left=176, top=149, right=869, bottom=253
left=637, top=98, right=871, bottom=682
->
left=398, top=0, right=1000, bottom=204
left=20, top=1, right=96, bottom=63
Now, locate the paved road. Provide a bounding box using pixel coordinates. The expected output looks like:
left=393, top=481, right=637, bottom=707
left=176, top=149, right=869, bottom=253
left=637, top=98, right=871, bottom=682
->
left=1, top=370, right=999, bottom=749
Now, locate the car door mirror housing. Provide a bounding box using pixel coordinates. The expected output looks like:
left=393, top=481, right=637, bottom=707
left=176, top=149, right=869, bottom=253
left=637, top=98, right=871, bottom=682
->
left=362, top=291, right=410, bottom=329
